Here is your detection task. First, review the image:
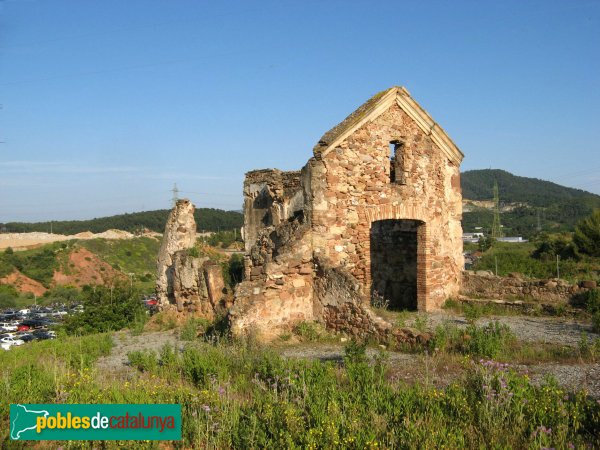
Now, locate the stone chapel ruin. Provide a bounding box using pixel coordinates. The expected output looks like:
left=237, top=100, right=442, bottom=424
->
left=229, top=86, right=464, bottom=340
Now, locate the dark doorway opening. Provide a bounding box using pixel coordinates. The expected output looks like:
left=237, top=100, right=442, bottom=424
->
left=370, top=219, right=421, bottom=310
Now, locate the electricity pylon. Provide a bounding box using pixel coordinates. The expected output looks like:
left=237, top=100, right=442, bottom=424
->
left=491, top=180, right=503, bottom=238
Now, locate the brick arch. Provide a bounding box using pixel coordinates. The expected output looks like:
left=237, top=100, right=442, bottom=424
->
left=360, top=204, right=430, bottom=311
left=364, top=204, right=428, bottom=223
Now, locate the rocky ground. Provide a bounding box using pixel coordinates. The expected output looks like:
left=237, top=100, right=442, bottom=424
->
left=96, top=312, right=600, bottom=398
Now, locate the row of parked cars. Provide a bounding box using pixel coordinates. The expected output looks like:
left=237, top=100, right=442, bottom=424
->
left=0, top=304, right=82, bottom=351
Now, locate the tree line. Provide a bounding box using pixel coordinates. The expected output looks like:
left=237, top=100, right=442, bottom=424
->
left=1, top=208, right=243, bottom=235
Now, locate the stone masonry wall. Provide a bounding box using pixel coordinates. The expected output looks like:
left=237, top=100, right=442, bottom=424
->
left=231, top=214, right=315, bottom=339
left=231, top=87, right=464, bottom=339
left=314, top=257, right=430, bottom=345
left=243, top=169, right=303, bottom=253
left=308, top=103, right=463, bottom=310
left=156, top=199, right=197, bottom=308
left=156, top=199, right=225, bottom=318
left=462, top=271, right=595, bottom=303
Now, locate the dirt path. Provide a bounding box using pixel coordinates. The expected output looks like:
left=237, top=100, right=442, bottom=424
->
left=95, top=329, right=183, bottom=377
left=96, top=314, right=600, bottom=397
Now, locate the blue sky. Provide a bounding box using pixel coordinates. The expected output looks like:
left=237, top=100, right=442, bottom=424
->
left=1, top=0, right=599, bottom=222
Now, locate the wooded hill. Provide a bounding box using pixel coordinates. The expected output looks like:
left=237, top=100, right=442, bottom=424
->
left=1, top=208, right=243, bottom=235
left=462, top=169, right=600, bottom=237
left=3, top=169, right=598, bottom=240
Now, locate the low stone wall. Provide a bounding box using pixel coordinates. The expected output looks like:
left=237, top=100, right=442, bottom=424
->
left=461, top=271, right=596, bottom=303
left=314, top=257, right=430, bottom=346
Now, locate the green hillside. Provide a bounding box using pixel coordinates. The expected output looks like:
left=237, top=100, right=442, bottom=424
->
left=462, top=169, right=600, bottom=207
left=1, top=208, right=243, bottom=235
left=461, top=169, right=600, bottom=237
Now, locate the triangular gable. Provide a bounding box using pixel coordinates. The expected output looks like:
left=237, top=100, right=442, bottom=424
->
left=313, top=86, right=464, bottom=165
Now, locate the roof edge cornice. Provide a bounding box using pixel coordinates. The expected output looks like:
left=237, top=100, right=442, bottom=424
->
left=315, top=86, right=464, bottom=165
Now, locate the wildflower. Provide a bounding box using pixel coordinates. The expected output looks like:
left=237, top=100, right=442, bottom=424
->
left=201, top=404, right=211, bottom=413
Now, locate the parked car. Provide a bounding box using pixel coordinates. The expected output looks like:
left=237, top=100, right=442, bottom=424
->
left=33, top=331, right=55, bottom=340
left=1, top=336, right=24, bottom=346
left=17, top=333, right=35, bottom=342
left=0, top=323, right=18, bottom=332
left=21, top=319, right=52, bottom=328
left=1, top=342, right=12, bottom=351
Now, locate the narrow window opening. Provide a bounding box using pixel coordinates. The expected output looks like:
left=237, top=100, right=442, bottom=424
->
left=389, top=141, right=405, bottom=184
left=388, top=143, right=396, bottom=182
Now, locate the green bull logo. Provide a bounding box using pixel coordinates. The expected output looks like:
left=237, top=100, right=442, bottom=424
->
left=10, top=404, right=181, bottom=440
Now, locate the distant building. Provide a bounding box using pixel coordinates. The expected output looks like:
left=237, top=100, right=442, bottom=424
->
left=462, top=232, right=484, bottom=243
left=496, top=236, right=527, bottom=243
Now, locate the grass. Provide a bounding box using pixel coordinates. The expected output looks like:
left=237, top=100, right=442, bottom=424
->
left=471, top=241, right=600, bottom=283
left=4, top=332, right=598, bottom=449
left=0, top=333, right=113, bottom=424
left=0, top=241, right=70, bottom=287
left=429, top=320, right=600, bottom=364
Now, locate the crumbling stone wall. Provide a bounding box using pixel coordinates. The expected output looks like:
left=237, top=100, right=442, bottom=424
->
left=230, top=214, right=315, bottom=340
left=242, top=169, right=303, bottom=252
left=462, top=271, right=596, bottom=303
left=156, top=199, right=197, bottom=308
left=233, top=87, right=464, bottom=339
left=314, top=257, right=430, bottom=345
left=156, top=199, right=225, bottom=318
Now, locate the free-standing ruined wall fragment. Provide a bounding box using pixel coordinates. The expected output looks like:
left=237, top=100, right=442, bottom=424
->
left=156, top=199, right=225, bottom=317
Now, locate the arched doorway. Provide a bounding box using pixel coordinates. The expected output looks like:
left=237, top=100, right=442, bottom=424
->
left=370, top=219, right=424, bottom=310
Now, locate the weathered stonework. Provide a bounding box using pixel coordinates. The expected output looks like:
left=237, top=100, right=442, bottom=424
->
left=232, top=87, right=464, bottom=339
left=156, top=199, right=225, bottom=317
left=462, top=271, right=595, bottom=303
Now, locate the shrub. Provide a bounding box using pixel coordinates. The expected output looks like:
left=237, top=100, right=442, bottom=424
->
left=344, top=338, right=367, bottom=364
left=574, top=209, right=600, bottom=257
left=292, top=321, right=320, bottom=341
left=430, top=321, right=516, bottom=359
left=592, top=311, right=600, bottom=333
left=127, top=349, right=158, bottom=372
left=532, top=233, right=578, bottom=261
left=464, top=321, right=515, bottom=358
left=0, top=292, right=17, bottom=309
left=463, top=303, right=483, bottom=324
left=227, top=253, right=244, bottom=286
left=414, top=314, right=428, bottom=332
left=583, top=289, right=600, bottom=314
left=180, top=317, right=211, bottom=341
left=62, top=283, right=146, bottom=335
left=41, top=285, right=81, bottom=304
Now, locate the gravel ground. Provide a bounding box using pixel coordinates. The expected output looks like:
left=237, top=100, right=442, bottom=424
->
left=424, top=311, right=599, bottom=346
left=96, top=313, right=600, bottom=397
left=95, top=329, right=183, bottom=379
